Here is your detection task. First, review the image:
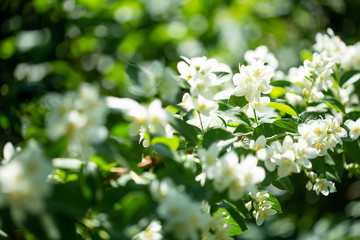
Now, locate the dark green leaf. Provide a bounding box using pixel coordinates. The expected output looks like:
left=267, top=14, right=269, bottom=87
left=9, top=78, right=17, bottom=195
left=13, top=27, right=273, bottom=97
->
left=340, top=70, right=360, bottom=87
left=272, top=177, right=294, bottom=193
left=225, top=200, right=252, bottom=219
left=234, top=124, right=254, bottom=134
left=273, top=119, right=298, bottom=133
left=203, top=128, right=234, bottom=149
left=228, top=95, right=248, bottom=108
left=215, top=71, right=231, bottom=78
left=125, top=63, right=140, bottom=83
left=169, top=117, right=200, bottom=144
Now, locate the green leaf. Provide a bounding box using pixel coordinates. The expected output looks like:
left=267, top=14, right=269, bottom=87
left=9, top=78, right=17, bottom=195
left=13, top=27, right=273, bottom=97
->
left=267, top=192, right=283, bottom=213
left=214, top=206, right=248, bottom=236
left=48, top=182, right=90, bottom=218
left=299, top=111, right=326, bottom=122
left=215, top=71, right=231, bottom=78
left=268, top=97, right=299, bottom=118
left=235, top=111, right=252, bottom=125
left=273, top=119, right=298, bottom=133
left=228, top=95, right=248, bottom=108
left=152, top=143, right=174, bottom=159
left=344, top=141, right=360, bottom=163
left=322, top=97, right=345, bottom=114
left=202, top=128, right=233, bottom=149
left=301, top=49, right=313, bottom=62
left=152, top=136, right=180, bottom=150
left=272, top=177, right=294, bottom=193
left=125, top=63, right=140, bottom=83
left=252, top=120, right=297, bottom=139
left=225, top=200, right=252, bottom=219
left=234, top=124, right=254, bottom=134
left=259, top=169, right=277, bottom=188
left=169, top=117, right=200, bottom=144
left=340, top=71, right=360, bottom=87
left=270, top=80, right=303, bottom=96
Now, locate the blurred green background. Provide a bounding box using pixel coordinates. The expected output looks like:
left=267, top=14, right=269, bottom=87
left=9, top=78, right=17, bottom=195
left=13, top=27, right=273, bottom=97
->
left=1, top=0, right=360, bottom=239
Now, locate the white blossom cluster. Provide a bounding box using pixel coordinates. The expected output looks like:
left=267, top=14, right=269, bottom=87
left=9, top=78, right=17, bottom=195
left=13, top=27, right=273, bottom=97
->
left=253, top=135, right=316, bottom=178
left=0, top=141, right=52, bottom=225
left=248, top=191, right=277, bottom=226
left=106, top=97, right=171, bottom=139
left=132, top=220, right=163, bottom=240
left=150, top=178, right=210, bottom=240
left=314, top=28, right=360, bottom=70
left=298, top=116, right=347, bottom=156
left=197, top=144, right=265, bottom=201
left=305, top=171, right=336, bottom=196
left=178, top=56, right=232, bottom=117
left=232, top=59, right=274, bottom=114
left=285, top=28, right=360, bottom=109
left=148, top=178, right=235, bottom=240
left=46, top=83, right=108, bottom=155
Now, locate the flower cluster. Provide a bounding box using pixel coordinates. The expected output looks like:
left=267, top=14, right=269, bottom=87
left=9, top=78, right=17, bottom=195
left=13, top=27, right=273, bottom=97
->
left=285, top=28, right=360, bottom=110
left=106, top=97, right=170, bottom=138
left=232, top=59, right=275, bottom=113
left=298, top=116, right=347, bottom=156
left=46, top=83, right=108, bottom=155
left=132, top=220, right=163, bottom=240
left=249, top=191, right=277, bottom=226
left=305, top=171, right=336, bottom=196
left=150, top=178, right=210, bottom=240
left=0, top=141, right=52, bottom=225
left=254, top=115, right=347, bottom=180
left=178, top=56, right=232, bottom=127
left=197, top=146, right=265, bottom=201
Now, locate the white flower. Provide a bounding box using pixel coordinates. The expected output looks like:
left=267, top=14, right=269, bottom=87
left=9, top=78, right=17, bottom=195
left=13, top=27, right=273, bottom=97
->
left=313, top=28, right=347, bottom=64
left=294, top=138, right=318, bottom=169
left=248, top=97, right=270, bottom=113
left=326, top=115, right=347, bottom=145
left=304, top=51, right=335, bottom=91
left=276, top=136, right=299, bottom=178
left=343, top=43, right=360, bottom=70
left=2, top=142, right=21, bottom=164
left=197, top=143, right=220, bottom=179
left=254, top=207, right=277, bottom=226
left=298, top=119, right=329, bottom=144
left=232, top=61, right=274, bottom=102
left=156, top=184, right=210, bottom=240
left=237, top=154, right=266, bottom=193
left=313, top=178, right=336, bottom=196
left=250, top=135, right=266, bottom=152
left=0, top=140, right=52, bottom=225
left=244, top=45, right=279, bottom=69
left=213, top=152, right=240, bottom=192
left=133, top=220, right=163, bottom=240
left=345, top=118, right=360, bottom=140
left=46, top=83, right=108, bottom=154
left=177, top=56, right=231, bottom=99
left=258, top=141, right=281, bottom=172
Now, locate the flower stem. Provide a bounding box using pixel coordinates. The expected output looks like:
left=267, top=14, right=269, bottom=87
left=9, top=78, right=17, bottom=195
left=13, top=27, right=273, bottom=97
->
left=253, top=109, right=259, bottom=125
left=197, top=111, right=204, bottom=132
